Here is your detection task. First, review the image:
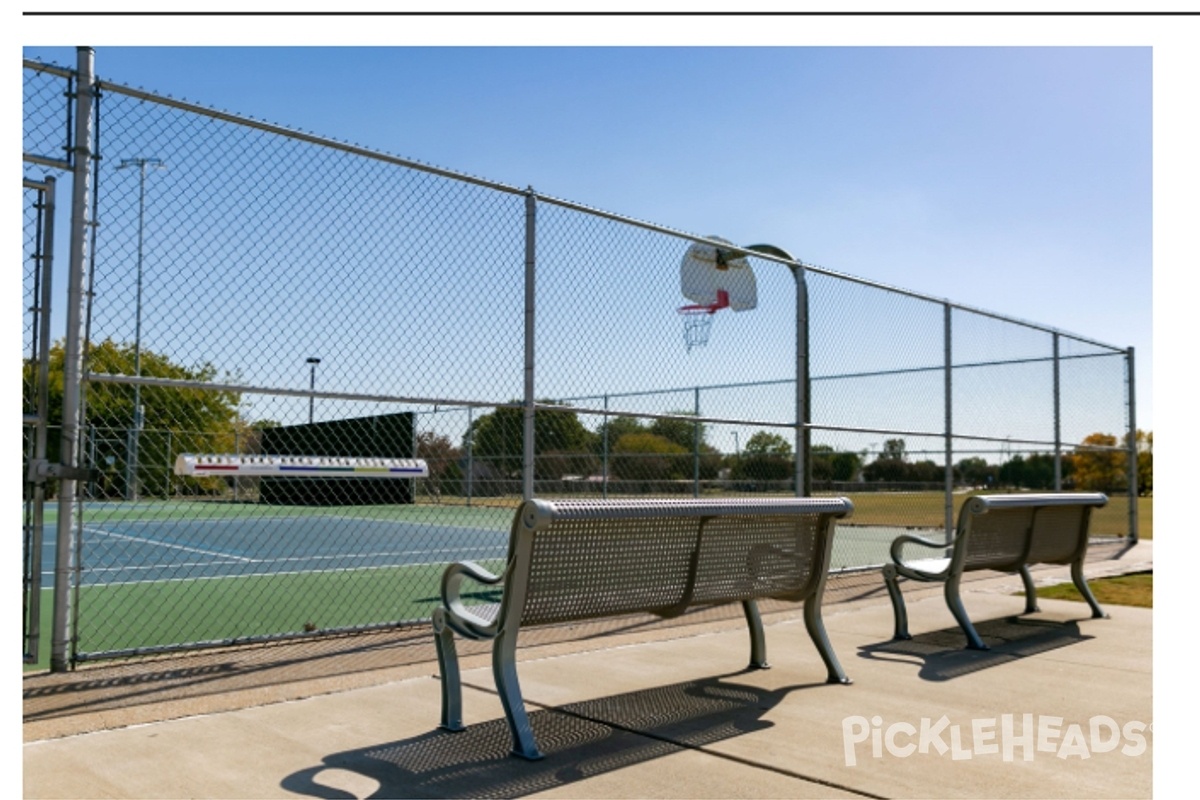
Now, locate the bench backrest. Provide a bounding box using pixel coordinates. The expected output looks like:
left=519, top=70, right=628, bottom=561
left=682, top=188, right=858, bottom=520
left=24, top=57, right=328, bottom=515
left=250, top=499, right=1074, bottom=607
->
left=498, top=497, right=854, bottom=629
left=956, top=493, right=1108, bottom=572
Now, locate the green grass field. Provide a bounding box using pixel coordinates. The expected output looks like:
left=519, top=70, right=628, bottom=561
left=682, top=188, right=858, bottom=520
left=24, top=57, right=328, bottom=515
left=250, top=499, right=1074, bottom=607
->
left=827, top=491, right=1151, bottom=539
left=1036, top=571, right=1152, bottom=608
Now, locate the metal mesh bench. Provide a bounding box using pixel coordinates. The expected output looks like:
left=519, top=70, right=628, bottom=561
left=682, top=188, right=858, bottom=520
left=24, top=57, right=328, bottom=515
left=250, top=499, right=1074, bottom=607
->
left=882, top=492, right=1110, bottom=650
left=432, top=496, right=854, bottom=760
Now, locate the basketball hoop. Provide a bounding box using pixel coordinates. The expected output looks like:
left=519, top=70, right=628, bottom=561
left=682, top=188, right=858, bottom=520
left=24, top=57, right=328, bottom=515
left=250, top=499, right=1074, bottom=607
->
left=676, top=237, right=757, bottom=354
left=678, top=290, right=728, bottom=354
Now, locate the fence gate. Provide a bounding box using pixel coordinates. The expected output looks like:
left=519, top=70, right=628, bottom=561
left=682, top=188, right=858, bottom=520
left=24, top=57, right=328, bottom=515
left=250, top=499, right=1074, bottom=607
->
left=22, top=176, right=57, bottom=664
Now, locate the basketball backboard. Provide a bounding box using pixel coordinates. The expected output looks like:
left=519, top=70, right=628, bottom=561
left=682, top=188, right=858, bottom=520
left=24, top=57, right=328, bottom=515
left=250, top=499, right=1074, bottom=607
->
left=679, top=236, right=758, bottom=313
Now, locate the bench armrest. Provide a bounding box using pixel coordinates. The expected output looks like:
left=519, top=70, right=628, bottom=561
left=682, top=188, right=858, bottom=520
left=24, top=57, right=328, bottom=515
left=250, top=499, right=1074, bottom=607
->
left=889, top=533, right=955, bottom=581
left=438, top=560, right=507, bottom=641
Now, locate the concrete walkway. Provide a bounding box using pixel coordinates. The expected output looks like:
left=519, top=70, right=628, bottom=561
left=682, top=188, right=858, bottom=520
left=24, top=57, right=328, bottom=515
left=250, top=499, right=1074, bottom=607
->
left=24, top=542, right=1152, bottom=799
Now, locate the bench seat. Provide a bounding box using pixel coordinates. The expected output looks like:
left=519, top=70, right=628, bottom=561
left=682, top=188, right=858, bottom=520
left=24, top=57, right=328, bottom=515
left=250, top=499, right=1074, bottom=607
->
left=882, top=492, right=1109, bottom=650
left=432, top=496, right=854, bottom=759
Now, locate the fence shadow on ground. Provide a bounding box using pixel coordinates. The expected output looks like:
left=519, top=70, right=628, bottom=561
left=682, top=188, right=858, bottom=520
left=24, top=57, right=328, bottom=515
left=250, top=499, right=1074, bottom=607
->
left=856, top=616, right=1095, bottom=681
left=279, top=672, right=826, bottom=799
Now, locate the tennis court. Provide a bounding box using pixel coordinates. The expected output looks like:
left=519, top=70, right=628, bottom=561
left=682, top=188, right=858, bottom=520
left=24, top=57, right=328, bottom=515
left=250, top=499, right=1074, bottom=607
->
left=30, top=502, right=521, bottom=664
left=41, top=502, right=924, bottom=588
left=30, top=500, right=922, bottom=665
left=41, top=504, right=515, bottom=587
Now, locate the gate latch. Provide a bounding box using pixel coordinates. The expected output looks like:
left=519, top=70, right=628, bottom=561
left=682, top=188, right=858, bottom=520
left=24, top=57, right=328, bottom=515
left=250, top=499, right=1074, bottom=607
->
left=27, top=459, right=99, bottom=483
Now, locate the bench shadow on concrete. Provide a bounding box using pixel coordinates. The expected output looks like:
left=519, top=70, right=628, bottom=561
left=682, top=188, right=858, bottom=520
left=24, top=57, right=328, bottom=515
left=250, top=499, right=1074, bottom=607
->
left=280, top=672, right=827, bottom=799
left=856, top=615, right=1094, bottom=682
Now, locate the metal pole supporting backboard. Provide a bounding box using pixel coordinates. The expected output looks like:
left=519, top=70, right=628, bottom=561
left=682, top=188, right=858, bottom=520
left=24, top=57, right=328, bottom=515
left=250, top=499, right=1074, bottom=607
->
left=796, top=263, right=810, bottom=497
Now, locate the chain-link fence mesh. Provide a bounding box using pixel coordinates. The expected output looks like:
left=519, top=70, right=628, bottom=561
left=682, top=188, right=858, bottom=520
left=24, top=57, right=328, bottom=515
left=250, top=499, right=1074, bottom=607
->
left=23, top=56, right=1139, bottom=668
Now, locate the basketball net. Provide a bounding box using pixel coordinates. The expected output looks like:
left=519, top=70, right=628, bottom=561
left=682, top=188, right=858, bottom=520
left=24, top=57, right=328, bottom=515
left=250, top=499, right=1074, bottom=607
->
left=678, top=290, right=729, bottom=354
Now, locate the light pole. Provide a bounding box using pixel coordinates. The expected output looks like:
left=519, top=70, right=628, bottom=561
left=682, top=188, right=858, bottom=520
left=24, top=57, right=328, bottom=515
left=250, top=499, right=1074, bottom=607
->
left=116, top=157, right=165, bottom=502
left=306, top=357, right=321, bottom=423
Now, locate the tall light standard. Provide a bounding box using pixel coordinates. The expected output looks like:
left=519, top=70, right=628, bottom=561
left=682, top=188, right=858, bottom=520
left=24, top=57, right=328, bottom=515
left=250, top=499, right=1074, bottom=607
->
left=116, top=157, right=165, bottom=502
left=306, top=357, right=321, bottom=423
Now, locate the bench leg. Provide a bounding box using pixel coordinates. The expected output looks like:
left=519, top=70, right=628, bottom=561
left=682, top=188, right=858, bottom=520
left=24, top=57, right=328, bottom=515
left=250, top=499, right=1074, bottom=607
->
left=804, top=598, right=851, bottom=685
left=742, top=600, right=769, bottom=669
left=945, top=572, right=988, bottom=650
left=493, top=628, right=543, bottom=761
left=1019, top=566, right=1041, bottom=614
left=1072, top=560, right=1109, bottom=620
left=882, top=564, right=912, bottom=641
left=432, top=610, right=465, bottom=733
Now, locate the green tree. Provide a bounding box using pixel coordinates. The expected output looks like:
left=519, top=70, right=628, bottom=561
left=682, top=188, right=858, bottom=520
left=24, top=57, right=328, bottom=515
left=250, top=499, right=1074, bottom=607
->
left=1072, top=433, right=1125, bottom=493
left=744, top=432, right=792, bottom=457
left=648, top=411, right=707, bottom=451
left=863, top=456, right=908, bottom=483
left=809, top=445, right=863, bottom=483
left=1134, top=430, right=1152, bottom=495
left=733, top=432, right=794, bottom=482
left=464, top=402, right=596, bottom=478
left=955, top=456, right=996, bottom=487
left=610, top=432, right=689, bottom=481
left=998, top=453, right=1060, bottom=490
left=416, top=430, right=464, bottom=496
left=594, top=416, right=645, bottom=453
left=829, top=451, right=863, bottom=482
left=25, top=339, right=241, bottom=497
left=809, top=444, right=860, bottom=483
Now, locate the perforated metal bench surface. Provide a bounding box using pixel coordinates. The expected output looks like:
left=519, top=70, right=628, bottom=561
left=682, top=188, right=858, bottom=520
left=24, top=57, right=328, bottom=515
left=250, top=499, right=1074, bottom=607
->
left=882, top=492, right=1109, bottom=650
left=432, top=496, right=854, bottom=760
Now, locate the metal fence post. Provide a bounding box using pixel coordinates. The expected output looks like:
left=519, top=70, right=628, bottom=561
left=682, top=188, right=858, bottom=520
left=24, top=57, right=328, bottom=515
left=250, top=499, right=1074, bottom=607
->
left=796, top=263, right=810, bottom=497
left=1126, top=347, right=1139, bottom=543
left=232, top=430, right=239, bottom=502
left=523, top=189, right=537, bottom=501
left=465, top=407, right=474, bottom=506
left=744, top=244, right=809, bottom=498
left=51, top=46, right=95, bottom=672
left=602, top=394, right=609, bottom=499
left=693, top=386, right=701, bottom=497
left=1053, top=333, right=1062, bottom=490
left=164, top=430, right=172, bottom=499
left=944, top=303, right=953, bottom=539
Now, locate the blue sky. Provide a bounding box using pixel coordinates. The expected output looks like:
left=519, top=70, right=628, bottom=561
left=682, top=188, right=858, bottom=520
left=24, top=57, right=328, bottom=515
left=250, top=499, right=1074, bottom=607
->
left=21, top=42, right=1155, bottom=439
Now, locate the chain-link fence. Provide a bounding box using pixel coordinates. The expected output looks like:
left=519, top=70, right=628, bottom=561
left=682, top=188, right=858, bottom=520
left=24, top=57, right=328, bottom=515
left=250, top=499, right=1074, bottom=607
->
left=23, top=51, right=1139, bottom=670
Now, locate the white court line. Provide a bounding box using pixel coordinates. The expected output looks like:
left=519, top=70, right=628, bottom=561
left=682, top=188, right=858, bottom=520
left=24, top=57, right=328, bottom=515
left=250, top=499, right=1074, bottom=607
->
left=82, top=527, right=254, bottom=562
left=98, top=514, right=502, bottom=534
left=95, top=515, right=349, bottom=526
left=59, top=546, right=493, bottom=576
left=65, top=551, right=505, bottom=588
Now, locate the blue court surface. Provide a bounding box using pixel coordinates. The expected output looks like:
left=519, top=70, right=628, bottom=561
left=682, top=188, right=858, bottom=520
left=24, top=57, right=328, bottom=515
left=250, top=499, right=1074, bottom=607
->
left=38, top=506, right=934, bottom=587
left=39, top=511, right=513, bottom=587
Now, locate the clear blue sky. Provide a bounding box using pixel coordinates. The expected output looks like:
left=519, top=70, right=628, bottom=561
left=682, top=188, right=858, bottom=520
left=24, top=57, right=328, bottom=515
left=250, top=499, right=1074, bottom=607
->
left=21, top=41, right=1154, bottom=437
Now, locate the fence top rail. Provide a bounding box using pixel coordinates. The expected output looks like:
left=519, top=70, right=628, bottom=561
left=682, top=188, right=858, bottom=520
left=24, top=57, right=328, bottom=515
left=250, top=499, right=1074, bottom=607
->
left=26, top=57, right=1127, bottom=356
left=23, top=58, right=74, bottom=80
